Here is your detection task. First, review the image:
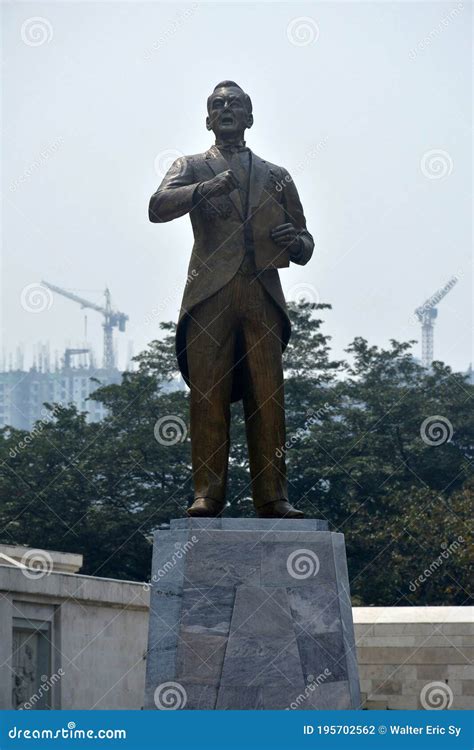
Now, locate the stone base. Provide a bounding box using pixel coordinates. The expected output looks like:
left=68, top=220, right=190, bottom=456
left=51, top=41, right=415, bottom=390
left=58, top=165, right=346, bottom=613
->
left=144, top=518, right=360, bottom=710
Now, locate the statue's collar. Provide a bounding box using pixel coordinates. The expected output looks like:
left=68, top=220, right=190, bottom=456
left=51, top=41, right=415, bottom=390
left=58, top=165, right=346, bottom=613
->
left=215, top=139, right=248, bottom=154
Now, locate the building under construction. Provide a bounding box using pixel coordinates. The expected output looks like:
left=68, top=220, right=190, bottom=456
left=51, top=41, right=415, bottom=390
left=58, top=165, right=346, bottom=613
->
left=1, top=282, right=129, bottom=431
left=0, top=349, right=122, bottom=431
left=41, top=282, right=129, bottom=371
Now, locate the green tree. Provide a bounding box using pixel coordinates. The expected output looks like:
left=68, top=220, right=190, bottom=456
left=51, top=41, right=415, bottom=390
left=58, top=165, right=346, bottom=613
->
left=0, top=306, right=472, bottom=604
left=283, top=335, right=472, bottom=605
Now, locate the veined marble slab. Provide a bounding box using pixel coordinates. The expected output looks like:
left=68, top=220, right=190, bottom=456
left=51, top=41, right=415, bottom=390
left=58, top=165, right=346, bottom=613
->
left=144, top=518, right=360, bottom=710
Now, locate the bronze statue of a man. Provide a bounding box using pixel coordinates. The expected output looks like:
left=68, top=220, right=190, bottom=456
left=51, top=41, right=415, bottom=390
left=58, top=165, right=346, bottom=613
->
left=149, top=81, right=314, bottom=518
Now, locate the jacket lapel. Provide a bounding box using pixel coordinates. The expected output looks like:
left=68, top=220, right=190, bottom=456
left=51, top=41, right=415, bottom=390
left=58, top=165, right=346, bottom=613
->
left=248, top=152, right=270, bottom=217
left=204, top=146, right=244, bottom=220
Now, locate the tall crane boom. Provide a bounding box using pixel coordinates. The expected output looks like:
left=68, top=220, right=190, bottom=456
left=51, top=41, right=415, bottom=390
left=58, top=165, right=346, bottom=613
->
left=42, top=281, right=105, bottom=314
left=42, top=281, right=128, bottom=370
left=414, top=276, right=458, bottom=368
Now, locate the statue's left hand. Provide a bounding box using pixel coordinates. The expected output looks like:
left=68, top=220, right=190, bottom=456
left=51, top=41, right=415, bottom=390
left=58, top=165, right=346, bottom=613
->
left=271, top=222, right=300, bottom=249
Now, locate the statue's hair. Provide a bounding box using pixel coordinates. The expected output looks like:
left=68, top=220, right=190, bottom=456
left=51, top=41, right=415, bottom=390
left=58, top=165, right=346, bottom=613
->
left=207, top=81, right=252, bottom=114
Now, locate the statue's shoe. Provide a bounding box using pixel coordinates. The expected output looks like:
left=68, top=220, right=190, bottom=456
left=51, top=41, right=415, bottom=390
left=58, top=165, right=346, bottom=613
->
left=257, top=500, right=305, bottom=519
left=187, top=497, right=225, bottom=517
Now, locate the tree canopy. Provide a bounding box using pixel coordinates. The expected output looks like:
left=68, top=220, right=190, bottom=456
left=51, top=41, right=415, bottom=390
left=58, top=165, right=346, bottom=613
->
left=0, top=302, right=472, bottom=606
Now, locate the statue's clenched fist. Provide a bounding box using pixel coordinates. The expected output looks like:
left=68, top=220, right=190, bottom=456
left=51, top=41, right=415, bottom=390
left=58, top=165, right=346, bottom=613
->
left=198, top=169, right=239, bottom=199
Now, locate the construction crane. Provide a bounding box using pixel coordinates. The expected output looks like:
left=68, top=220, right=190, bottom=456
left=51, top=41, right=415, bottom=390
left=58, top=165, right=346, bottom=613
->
left=42, top=282, right=128, bottom=370
left=414, top=276, right=458, bottom=368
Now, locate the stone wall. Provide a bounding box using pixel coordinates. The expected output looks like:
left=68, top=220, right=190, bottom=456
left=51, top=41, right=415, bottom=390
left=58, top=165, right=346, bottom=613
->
left=0, top=559, right=150, bottom=710
left=354, top=606, right=473, bottom=710
left=1, top=544, right=471, bottom=710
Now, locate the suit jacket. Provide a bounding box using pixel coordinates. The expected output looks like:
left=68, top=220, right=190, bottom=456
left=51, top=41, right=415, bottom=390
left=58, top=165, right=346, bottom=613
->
left=149, top=145, right=314, bottom=401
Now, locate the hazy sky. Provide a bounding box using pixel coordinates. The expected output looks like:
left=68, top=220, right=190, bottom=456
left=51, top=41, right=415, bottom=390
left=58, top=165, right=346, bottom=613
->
left=2, top=1, right=472, bottom=372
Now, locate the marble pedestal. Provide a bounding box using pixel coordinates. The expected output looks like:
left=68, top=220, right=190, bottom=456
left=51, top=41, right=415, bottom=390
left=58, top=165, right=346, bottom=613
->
left=144, top=518, right=360, bottom=710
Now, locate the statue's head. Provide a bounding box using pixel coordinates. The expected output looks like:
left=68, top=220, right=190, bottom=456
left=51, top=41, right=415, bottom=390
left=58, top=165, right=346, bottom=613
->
left=206, top=81, right=253, bottom=140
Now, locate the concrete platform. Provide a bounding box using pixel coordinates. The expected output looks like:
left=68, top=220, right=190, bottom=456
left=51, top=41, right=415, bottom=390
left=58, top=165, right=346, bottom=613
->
left=144, top=518, right=360, bottom=710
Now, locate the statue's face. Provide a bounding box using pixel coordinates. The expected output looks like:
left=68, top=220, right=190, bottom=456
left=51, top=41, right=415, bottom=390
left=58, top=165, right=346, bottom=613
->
left=206, top=86, right=252, bottom=138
